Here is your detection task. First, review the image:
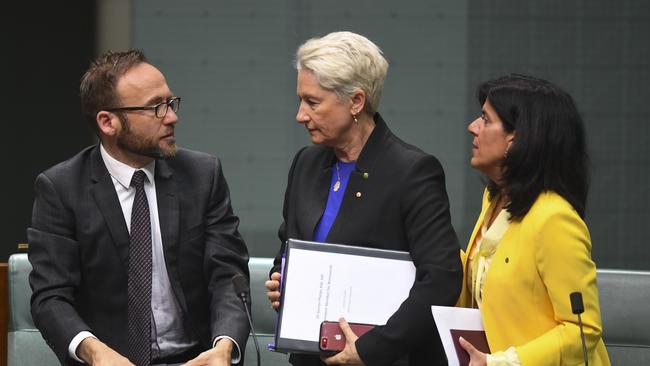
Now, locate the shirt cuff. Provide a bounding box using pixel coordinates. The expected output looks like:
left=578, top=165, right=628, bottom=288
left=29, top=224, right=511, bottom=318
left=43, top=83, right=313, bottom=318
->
left=69, top=331, right=97, bottom=363
left=213, top=335, right=241, bottom=364
left=486, top=346, right=521, bottom=366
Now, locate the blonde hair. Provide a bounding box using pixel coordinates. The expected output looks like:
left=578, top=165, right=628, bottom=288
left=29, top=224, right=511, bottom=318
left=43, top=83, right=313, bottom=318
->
left=295, top=31, right=388, bottom=114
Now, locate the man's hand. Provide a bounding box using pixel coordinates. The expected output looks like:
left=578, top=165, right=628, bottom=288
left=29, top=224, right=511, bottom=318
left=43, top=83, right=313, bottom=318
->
left=322, top=318, right=365, bottom=366
left=458, top=336, right=488, bottom=366
left=183, top=338, right=233, bottom=366
left=77, top=337, right=134, bottom=366
left=265, top=272, right=282, bottom=310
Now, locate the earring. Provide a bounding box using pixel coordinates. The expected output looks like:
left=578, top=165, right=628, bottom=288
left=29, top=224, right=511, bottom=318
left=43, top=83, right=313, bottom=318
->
left=352, top=112, right=359, bottom=124
left=503, top=147, right=509, bottom=159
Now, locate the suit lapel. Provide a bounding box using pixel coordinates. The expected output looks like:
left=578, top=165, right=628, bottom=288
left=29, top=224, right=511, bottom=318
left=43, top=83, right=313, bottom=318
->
left=154, top=160, right=189, bottom=312
left=301, top=152, right=334, bottom=240
left=329, top=113, right=388, bottom=241
left=89, top=146, right=131, bottom=268
left=154, top=160, right=179, bottom=262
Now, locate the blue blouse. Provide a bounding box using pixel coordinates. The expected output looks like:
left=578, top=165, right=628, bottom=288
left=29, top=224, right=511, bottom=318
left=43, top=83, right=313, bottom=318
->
left=312, top=160, right=356, bottom=242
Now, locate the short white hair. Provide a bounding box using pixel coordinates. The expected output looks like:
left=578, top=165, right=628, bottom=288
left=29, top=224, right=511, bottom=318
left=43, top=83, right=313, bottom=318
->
left=295, top=31, right=389, bottom=114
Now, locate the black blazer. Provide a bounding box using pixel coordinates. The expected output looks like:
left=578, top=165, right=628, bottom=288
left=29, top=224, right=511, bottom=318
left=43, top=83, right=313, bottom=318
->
left=28, top=145, right=250, bottom=365
left=273, top=114, right=462, bottom=366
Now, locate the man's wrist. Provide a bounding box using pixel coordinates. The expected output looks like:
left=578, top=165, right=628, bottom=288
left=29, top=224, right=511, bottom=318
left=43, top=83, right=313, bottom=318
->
left=70, top=331, right=97, bottom=363
left=213, top=336, right=240, bottom=363
left=78, top=337, right=104, bottom=364
left=214, top=337, right=233, bottom=354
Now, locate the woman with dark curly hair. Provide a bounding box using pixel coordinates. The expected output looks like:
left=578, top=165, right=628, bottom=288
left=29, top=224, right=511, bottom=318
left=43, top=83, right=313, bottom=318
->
left=458, top=74, right=610, bottom=366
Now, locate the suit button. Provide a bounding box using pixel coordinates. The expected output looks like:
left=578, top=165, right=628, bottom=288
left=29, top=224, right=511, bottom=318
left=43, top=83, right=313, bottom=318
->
left=355, top=192, right=362, bottom=198
left=363, top=172, right=369, bottom=179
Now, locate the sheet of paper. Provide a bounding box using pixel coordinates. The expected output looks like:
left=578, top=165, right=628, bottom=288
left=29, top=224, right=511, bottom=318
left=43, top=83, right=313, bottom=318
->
left=279, top=248, right=415, bottom=343
left=431, top=306, right=485, bottom=366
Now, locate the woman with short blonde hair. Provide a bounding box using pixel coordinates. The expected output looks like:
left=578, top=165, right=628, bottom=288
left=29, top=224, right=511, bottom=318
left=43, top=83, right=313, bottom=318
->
left=266, top=31, right=461, bottom=366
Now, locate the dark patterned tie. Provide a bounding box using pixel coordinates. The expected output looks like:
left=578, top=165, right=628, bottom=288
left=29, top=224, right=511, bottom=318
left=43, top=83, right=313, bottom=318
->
left=128, top=170, right=152, bottom=366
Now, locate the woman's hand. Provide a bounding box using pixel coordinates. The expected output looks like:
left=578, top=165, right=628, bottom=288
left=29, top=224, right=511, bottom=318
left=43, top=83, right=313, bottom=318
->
left=459, top=336, right=487, bottom=366
left=322, top=318, right=365, bottom=366
left=265, top=272, right=281, bottom=310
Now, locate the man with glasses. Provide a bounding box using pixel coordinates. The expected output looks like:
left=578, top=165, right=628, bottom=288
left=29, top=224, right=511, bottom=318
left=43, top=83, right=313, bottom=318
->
left=27, top=49, right=250, bottom=366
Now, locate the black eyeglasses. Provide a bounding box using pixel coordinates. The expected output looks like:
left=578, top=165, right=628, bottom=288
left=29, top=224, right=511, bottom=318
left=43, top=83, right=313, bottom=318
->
left=105, top=97, right=181, bottom=118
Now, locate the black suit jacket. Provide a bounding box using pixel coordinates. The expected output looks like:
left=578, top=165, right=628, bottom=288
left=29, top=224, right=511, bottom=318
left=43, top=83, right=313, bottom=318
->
left=27, top=145, right=250, bottom=365
left=273, top=114, right=462, bottom=366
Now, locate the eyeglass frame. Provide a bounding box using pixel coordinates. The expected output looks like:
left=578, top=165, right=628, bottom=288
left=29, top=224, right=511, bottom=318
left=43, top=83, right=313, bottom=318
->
left=105, top=96, right=181, bottom=118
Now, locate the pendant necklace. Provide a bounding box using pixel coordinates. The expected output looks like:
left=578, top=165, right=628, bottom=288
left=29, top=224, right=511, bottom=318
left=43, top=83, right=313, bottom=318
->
left=332, top=162, right=341, bottom=192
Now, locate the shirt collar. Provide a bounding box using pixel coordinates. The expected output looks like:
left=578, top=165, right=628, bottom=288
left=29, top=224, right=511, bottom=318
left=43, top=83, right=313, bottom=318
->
left=100, top=144, right=156, bottom=189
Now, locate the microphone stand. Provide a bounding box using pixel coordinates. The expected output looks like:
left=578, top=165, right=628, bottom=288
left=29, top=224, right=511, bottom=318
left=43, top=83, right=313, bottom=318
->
left=239, top=293, right=261, bottom=366
left=233, top=274, right=261, bottom=366
left=570, top=292, right=589, bottom=366
left=577, top=312, right=588, bottom=366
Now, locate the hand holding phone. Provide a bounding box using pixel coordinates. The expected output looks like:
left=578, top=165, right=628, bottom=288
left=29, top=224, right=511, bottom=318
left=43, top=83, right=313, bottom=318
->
left=319, top=321, right=375, bottom=355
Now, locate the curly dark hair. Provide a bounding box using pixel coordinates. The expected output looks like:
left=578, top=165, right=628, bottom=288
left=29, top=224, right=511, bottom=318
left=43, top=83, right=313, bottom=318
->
left=478, top=74, right=590, bottom=219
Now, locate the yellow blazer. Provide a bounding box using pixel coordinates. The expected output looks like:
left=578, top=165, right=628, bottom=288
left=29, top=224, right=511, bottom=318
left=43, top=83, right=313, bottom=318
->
left=459, top=190, right=610, bottom=365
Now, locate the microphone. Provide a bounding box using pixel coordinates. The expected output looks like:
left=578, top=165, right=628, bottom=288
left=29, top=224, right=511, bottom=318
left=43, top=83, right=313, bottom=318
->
left=232, top=274, right=260, bottom=366
left=570, top=292, right=589, bottom=366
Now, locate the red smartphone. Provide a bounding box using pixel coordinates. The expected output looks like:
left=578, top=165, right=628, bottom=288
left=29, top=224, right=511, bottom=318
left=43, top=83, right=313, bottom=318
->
left=319, top=321, right=375, bottom=355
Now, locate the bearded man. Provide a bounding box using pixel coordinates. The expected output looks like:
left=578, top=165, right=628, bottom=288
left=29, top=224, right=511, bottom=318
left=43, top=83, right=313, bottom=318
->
left=27, top=49, right=250, bottom=366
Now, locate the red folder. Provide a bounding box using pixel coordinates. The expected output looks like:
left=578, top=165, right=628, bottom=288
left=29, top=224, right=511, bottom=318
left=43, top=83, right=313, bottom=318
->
left=450, top=329, right=490, bottom=366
